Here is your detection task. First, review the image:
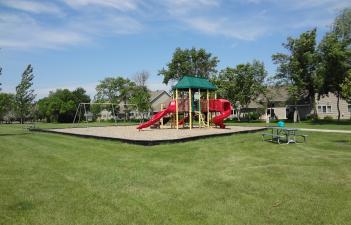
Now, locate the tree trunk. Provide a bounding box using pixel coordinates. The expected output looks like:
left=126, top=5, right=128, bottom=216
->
left=337, top=93, right=341, bottom=121
left=246, top=104, right=250, bottom=122
left=310, top=95, right=317, bottom=119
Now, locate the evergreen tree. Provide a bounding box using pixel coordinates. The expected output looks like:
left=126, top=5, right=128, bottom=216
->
left=15, top=64, right=36, bottom=124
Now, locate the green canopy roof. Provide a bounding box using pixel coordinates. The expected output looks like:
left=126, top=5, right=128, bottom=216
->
left=173, top=76, right=217, bottom=90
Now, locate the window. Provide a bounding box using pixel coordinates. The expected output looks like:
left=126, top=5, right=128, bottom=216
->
left=318, top=105, right=331, bottom=114
left=348, top=104, right=351, bottom=113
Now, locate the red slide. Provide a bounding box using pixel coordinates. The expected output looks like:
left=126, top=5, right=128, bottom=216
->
left=212, top=107, right=232, bottom=129
left=137, top=100, right=176, bottom=130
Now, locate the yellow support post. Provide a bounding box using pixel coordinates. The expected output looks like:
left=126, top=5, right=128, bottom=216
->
left=160, top=103, right=164, bottom=128
left=207, top=90, right=209, bottom=127
left=189, top=88, right=192, bottom=130
left=198, top=89, right=201, bottom=128
left=176, top=89, right=179, bottom=130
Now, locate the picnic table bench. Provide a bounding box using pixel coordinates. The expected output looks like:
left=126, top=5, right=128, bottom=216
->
left=262, top=126, right=308, bottom=144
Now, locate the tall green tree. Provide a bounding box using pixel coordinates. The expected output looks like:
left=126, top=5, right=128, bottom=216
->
left=130, top=86, right=151, bottom=121
left=318, top=33, right=351, bottom=120
left=341, top=72, right=351, bottom=101
left=0, top=93, right=15, bottom=123
left=316, top=8, right=351, bottom=120
left=333, top=8, right=351, bottom=45
left=272, top=29, right=320, bottom=116
left=15, top=64, right=36, bottom=124
left=0, top=66, right=2, bottom=91
left=95, top=76, right=135, bottom=120
left=95, top=77, right=119, bottom=103
left=214, top=60, right=267, bottom=120
left=130, top=71, right=151, bottom=120
left=159, top=47, right=219, bottom=85
left=37, top=88, right=90, bottom=123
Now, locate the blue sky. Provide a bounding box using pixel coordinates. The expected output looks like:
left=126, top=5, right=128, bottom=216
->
left=1, top=0, right=350, bottom=98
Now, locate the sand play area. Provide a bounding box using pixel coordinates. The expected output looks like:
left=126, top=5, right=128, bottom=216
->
left=40, top=125, right=265, bottom=145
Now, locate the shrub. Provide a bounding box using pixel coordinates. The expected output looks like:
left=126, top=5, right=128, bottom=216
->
left=323, top=116, right=334, bottom=121
left=247, top=111, right=262, bottom=120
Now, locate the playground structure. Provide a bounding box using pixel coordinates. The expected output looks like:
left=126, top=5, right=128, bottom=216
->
left=137, top=76, right=233, bottom=130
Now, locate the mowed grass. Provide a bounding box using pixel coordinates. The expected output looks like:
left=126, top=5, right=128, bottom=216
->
left=229, top=120, right=351, bottom=130
left=1, top=125, right=351, bottom=225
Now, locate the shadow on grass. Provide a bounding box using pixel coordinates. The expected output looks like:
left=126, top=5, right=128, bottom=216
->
left=332, top=139, right=351, bottom=145
left=8, top=201, right=34, bottom=211
left=307, top=120, right=351, bottom=126
left=0, top=133, right=32, bottom=137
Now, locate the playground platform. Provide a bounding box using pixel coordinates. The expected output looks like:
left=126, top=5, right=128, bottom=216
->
left=33, top=125, right=265, bottom=146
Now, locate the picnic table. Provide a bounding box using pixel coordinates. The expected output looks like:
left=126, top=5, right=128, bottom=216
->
left=262, top=126, right=307, bottom=144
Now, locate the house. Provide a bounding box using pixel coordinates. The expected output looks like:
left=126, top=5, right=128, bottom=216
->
left=245, top=86, right=351, bottom=121
left=316, top=93, right=351, bottom=119
left=149, top=90, right=172, bottom=113
left=97, top=90, right=172, bottom=120
left=98, top=109, right=114, bottom=121
left=244, top=86, right=290, bottom=120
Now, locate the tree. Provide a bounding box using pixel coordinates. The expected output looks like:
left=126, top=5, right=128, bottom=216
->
left=0, top=93, right=15, bottom=123
left=133, top=70, right=149, bottom=87
left=0, top=66, right=2, bottom=91
left=95, top=77, right=120, bottom=103
left=159, top=47, right=219, bottom=85
left=95, top=76, right=136, bottom=120
left=0, top=48, right=2, bottom=91
left=214, top=60, right=267, bottom=120
left=131, top=71, right=151, bottom=120
left=318, top=32, right=351, bottom=120
left=333, top=8, right=351, bottom=45
left=272, top=29, right=320, bottom=116
left=15, top=64, right=36, bottom=124
left=341, top=72, right=351, bottom=101
left=37, top=88, right=90, bottom=123
left=130, top=86, right=151, bottom=121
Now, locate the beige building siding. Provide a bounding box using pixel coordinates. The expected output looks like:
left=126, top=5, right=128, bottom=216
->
left=150, top=91, right=171, bottom=113
left=316, top=93, right=351, bottom=119
left=259, top=107, right=287, bottom=120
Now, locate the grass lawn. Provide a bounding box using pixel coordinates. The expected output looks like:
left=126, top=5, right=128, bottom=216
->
left=228, top=120, right=351, bottom=130
left=1, top=125, right=351, bottom=225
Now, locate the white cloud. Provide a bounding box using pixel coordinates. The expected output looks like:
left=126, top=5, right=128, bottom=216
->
left=290, top=0, right=350, bottom=11
left=69, top=14, right=143, bottom=36
left=183, top=14, right=270, bottom=41
left=164, top=0, right=219, bottom=15
left=0, top=0, right=63, bottom=15
left=0, top=11, right=142, bottom=50
left=62, top=0, right=138, bottom=11
left=0, top=13, right=88, bottom=49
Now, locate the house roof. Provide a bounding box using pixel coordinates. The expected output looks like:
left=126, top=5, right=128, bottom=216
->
left=149, top=90, right=170, bottom=103
left=265, top=86, right=290, bottom=102
left=173, top=76, right=217, bottom=90
left=247, top=86, right=290, bottom=108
